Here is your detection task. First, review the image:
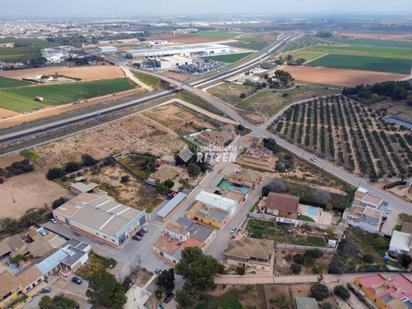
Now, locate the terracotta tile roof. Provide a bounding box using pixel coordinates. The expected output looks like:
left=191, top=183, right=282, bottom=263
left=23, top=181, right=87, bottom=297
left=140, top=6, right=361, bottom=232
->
left=264, top=192, right=299, bottom=213
left=0, top=270, right=21, bottom=298
left=17, top=265, right=42, bottom=288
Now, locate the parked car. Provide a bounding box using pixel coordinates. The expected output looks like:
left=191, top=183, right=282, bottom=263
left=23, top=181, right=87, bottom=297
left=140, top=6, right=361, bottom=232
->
left=71, top=276, right=83, bottom=285
left=164, top=292, right=174, bottom=303
left=141, top=227, right=148, bottom=234
left=136, top=231, right=144, bottom=237
left=40, top=287, right=51, bottom=293
left=50, top=218, right=57, bottom=224
left=156, top=305, right=164, bottom=309
left=154, top=267, right=162, bottom=274
left=385, top=207, right=392, bottom=214
left=230, top=228, right=236, bottom=234
left=132, top=235, right=142, bottom=241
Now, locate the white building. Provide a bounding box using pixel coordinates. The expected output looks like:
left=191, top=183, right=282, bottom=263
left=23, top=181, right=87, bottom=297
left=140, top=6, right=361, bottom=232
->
left=389, top=230, right=412, bottom=256
left=195, top=190, right=238, bottom=214
left=97, top=46, right=118, bottom=53
left=159, top=55, right=192, bottom=70
left=53, top=193, right=146, bottom=247
left=41, top=45, right=75, bottom=63
left=126, top=43, right=231, bottom=58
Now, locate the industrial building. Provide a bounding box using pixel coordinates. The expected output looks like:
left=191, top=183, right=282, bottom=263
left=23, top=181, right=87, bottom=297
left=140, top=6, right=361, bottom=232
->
left=97, top=45, right=118, bottom=53
left=53, top=193, right=146, bottom=247
left=126, top=43, right=231, bottom=58
left=195, top=190, right=238, bottom=214
left=159, top=55, right=192, bottom=70
left=41, top=46, right=76, bottom=63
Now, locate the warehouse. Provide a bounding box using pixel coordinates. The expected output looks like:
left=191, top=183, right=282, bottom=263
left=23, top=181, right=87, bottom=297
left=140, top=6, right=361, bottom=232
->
left=53, top=193, right=146, bottom=247
left=126, top=43, right=231, bottom=58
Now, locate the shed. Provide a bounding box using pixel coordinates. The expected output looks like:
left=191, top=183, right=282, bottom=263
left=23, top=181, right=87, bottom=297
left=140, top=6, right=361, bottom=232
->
left=157, top=192, right=186, bottom=220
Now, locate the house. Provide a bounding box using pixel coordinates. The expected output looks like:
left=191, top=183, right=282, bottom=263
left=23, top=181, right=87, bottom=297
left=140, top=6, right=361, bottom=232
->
left=223, top=237, right=275, bottom=272
left=195, top=125, right=235, bottom=147
left=153, top=217, right=216, bottom=264
left=53, top=193, right=146, bottom=247
left=347, top=188, right=385, bottom=234
left=225, top=169, right=262, bottom=189
left=26, top=227, right=67, bottom=258
left=70, top=182, right=98, bottom=194
left=238, top=138, right=276, bottom=171
left=0, top=270, right=22, bottom=309
left=146, top=165, right=181, bottom=185
left=0, top=235, right=28, bottom=259
left=195, top=190, right=238, bottom=214
left=186, top=201, right=230, bottom=229
left=16, top=265, right=44, bottom=294
left=294, top=297, right=318, bottom=309
left=262, top=192, right=299, bottom=219
left=355, top=274, right=412, bottom=309
left=389, top=230, right=412, bottom=256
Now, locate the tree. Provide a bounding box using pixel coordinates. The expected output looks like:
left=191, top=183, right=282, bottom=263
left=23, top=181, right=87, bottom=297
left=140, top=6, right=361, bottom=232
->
left=328, top=259, right=344, bottom=274
left=291, top=263, right=302, bottom=274
left=236, top=264, right=246, bottom=275
left=64, top=161, right=81, bottom=173
left=362, top=254, right=374, bottom=264
left=120, top=175, right=130, bottom=184
left=81, top=154, right=99, bottom=166
left=156, top=182, right=169, bottom=195
left=334, top=285, right=350, bottom=300
left=263, top=138, right=279, bottom=153
left=262, top=179, right=287, bottom=196
left=86, top=272, right=127, bottom=309
left=274, top=69, right=294, bottom=87
left=320, top=303, right=333, bottom=309
left=164, top=179, right=175, bottom=189
left=39, top=295, right=53, bottom=309
left=52, top=197, right=67, bottom=209
left=310, top=283, right=330, bottom=301
left=293, top=254, right=305, bottom=265
left=187, top=163, right=201, bottom=177
left=175, top=247, right=224, bottom=292
left=46, top=167, right=65, bottom=180
left=175, top=289, right=193, bottom=309
left=398, top=253, right=412, bottom=269
left=156, top=269, right=175, bottom=293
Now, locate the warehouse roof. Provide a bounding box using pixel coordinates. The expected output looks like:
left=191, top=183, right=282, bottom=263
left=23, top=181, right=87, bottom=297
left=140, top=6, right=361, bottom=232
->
left=195, top=190, right=238, bottom=214
left=157, top=192, right=186, bottom=219
left=53, top=193, right=144, bottom=238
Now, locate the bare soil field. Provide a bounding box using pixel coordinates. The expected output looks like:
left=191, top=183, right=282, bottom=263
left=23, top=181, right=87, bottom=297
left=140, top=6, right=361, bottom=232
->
left=0, top=171, right=73, bottom=218
left=82, top=165, right=164, bottom=212
left=33, top=113, right=186, bottom=171
left=0, top=65, right=125, bottom=81
left=0, top=153, right=24, bottom=168
left=0, top=88, right=145, bottom=129
left=0, top=107, right=19, bottom=119
left=143, top=103, right=217, bottom=135
left=159, top=71, right=191, bottom=81
left=339, top=32, right=412, bottom=41
left=283, top=66, right=408, bottom=87
left=148, top=34, right=219, bottom=44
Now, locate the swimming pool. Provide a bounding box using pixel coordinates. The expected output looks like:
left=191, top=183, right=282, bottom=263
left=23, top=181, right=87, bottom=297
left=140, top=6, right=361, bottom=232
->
left=218, top=178, right=250, bottom=195
left=306, top=206, right=320, bottom=217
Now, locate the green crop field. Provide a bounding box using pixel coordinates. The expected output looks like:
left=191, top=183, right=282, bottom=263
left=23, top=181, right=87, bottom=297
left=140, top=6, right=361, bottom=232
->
left=0, top=38, right=56, bottom=62
left=308, top=54, right=412, bottom=74
left=325, top=37, right=412, bottom=49
left=0, top=78, right=135, bottom=113
left=0, top=77, right=31, bottom=89
left=203, top=52, right=253, bottom=63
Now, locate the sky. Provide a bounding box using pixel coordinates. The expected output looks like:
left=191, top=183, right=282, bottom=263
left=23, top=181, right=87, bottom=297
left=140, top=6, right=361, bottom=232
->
left=1, top=0, right=412, bottom=19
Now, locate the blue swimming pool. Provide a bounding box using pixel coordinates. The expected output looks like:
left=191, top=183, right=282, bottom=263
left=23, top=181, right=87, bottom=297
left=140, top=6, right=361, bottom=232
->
left=306, top=206, right=320, bottom=217
left=218, top=178, right=250, bottom=196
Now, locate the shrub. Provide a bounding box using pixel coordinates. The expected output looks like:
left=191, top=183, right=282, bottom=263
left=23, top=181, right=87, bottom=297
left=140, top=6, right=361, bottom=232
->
left=46, top=167, right=65, bottom=180
left=293, top=254, right=305, bottom=265
left=334, top=285, right=350, bottom=300
left=236, top=264, right=246, bottom=275
left=362, top=254, right=374, bottom=264
left=64, top=161, right=81, bottom=173
left=52, top=197, right=67, bottom=209
left=328, top=259, right=344, bottom=274
left=291, top=263, right=302, bottom=274
left=398, top=253, right=412, bottom=269
left=187, top=163, right=201, bottom=177
left=120, top=175, right=130, bottom=184
left=310, top=283, right=329, bottom=301
left=81, top=154, right=99, bottom=166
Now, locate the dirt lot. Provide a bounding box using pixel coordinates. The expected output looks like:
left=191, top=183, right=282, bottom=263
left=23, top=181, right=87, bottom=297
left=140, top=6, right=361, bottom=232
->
left=0, top=171, right=73, bottom=218
left=79, top=164, right=164, bottom=212
left=283, top=65, right=408, bottom=87
left=143, top=103, right=217, bottom=135
left=33, top=113, right=186, bottom=171
left=208, top=82, right=256, bottom=106
left=0, top=65, right=125, bottom=81
left=0, top=107, right=18, bottom=119
left=159, top=70, right=191, bottom=81
left=338, top=32, right=412, bottom=41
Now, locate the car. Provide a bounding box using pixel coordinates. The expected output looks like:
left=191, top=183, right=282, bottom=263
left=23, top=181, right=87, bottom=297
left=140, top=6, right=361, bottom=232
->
left=132, top=235, right=142, bottom=241
left=230, top=227, right=236, bottom=234
left=40, top=287, right=51, bottom=293
left=310, top=156, right=317, bottom=162
left=164, top=292, right=174, bottom=303
left=50, top=218, right=57, bottom=224
left=154, top=267, right=162, bottom=274
left=71, top=276, right=83, bottom=285
left=156, top=305, right=164, bottom=309
left=141, top=227, right=148, bottom=234
left=385, top=207, right=392, bottom=214
left=136, top=231, right=144, bottom=237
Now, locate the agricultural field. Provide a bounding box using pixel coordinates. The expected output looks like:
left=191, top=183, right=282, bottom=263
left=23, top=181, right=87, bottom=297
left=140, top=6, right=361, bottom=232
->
left=0, top=65, right=125, bottom=81
left=0, top=78, right=135, bottom=113
left=0, top=38, right=55, bottom=62
left=202, top=52, right=253, bottom=63
left=308, top=54, right=412, bottom=74
left=207, top=82, right=256, bottom=105
left=0, top=76, right=30, bottom=88
left=325, top=37, right=412, bottom=49
left=283, top=66, right=408, bottom=87
left=233, top=85, right=338, bottom=116
left=227, top=32, right=277, bottom=50
left=283, top=35, right=324, bottom=52
left=191, top=30, right=240, bottom=40
left=271, top=95, right=412, bottom=179
left=338, top=32, right=412, bottom=41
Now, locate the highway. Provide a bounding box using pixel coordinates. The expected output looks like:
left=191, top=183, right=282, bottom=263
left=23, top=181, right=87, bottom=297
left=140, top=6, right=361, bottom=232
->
left=0, top=32, right=300, bottom=146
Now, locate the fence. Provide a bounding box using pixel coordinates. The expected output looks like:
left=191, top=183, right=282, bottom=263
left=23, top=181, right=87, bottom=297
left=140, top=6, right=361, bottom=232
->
left=248, top=212, right=330, bottom=230
left=276, top=243, right=336, bottom=253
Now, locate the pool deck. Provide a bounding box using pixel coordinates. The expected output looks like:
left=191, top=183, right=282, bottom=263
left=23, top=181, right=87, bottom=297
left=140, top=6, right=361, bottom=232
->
left=298, top=204, right=333, bottom=225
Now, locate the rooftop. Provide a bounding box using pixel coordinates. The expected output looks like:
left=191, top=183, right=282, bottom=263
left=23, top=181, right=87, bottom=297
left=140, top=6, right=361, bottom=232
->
left=16, top=265, right=42, bottom=288
left=264, top=192, right=299, bottom=213
left=157, top=192, right=186, bottom=219
left=195, top=190, right=238, bottom=213
left=191, top=201, right=230, bottom=223
left=294, top=297, right=318, bottom=309
left=70, top=182, right=98, bottom=193
left=390, top=230, right=412, bottom=252
left=0, top=270, right=21, bottom=297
